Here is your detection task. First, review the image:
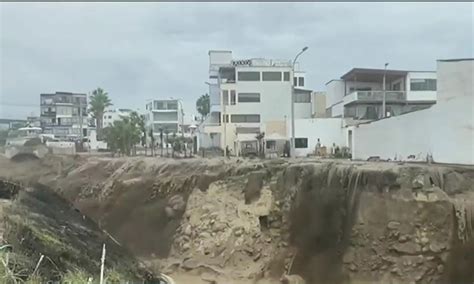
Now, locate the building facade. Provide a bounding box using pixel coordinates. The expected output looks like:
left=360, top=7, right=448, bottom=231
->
left=102, top=109, right=134, bottom=127
left=203, top=50, right=312, bottom=155
left=40, top=92, right=87, bottom=139
left=145, top=99, right=184, bottom=136
left=325, top=68, right=437, bottom=120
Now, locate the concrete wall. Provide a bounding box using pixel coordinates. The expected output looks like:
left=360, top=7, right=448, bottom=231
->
left=288, top=118, right=346, bottom=157
left=312, top=92, right=327, bottom=118
left=264, top=120, right=286, bottom=137
left=352, top=59, right=474, bottom=164
left=325, top=80, right=345, bottom=110
left=46, top=141, right=76, bottom=155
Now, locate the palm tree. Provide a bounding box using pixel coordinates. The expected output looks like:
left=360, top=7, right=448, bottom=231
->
left=89, top=88, right=112, bottom=140
left=196, top=94, right=210, bottom=121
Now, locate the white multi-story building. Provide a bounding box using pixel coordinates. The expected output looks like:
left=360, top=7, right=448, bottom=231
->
left=202, top=50, right=312, bottom=155
left=145, top=99, right=184, bottom=136
left=325, top=68, right=437, bottom=120
left=102, top=109, right=134, bottom=127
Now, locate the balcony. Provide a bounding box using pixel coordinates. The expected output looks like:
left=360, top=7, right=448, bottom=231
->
left=343, top=91, right=406, bottom=105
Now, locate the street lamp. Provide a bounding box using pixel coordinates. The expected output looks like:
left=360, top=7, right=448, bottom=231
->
left=290, top=46, right=309, bottom=158
left=382, top=62, right=389, bottom=118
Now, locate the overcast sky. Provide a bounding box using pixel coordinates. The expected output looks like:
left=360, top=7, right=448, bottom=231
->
left=1, top=2, right=472, bottom=120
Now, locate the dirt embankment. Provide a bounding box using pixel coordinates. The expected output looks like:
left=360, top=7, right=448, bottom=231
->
left=0, top=155, right=473, bottom=283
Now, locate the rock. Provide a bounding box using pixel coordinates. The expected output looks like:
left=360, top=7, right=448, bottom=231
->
left=391, top=267, right=399, bottom=274
left=420, top=237, right=429, bottom=245
left=436, top=264, right=444, bottom=274
left=169, top=194, right=186, bottom=212
left=244, top=171, right=266, bottom=204
left=387, top=221, right=401, bottom=230
left=349, top=264, right=357, bottom=271
left=429, top=242, right=445, bottom=253
left=253, top=253, right=261, bottom=262
left=182, top=258, right=199, bottom=270
left=184, top=225, right=192, bottom=236
left=201, top=272, right=217, bottom=283
left=426, top=256, right=435, bottom=261
left=280, top=274, right=306, bottom=284
left=234, top=228, right=244, bottom=237
left=392, top=243, right=421, bottom=254
left=412, top=175, right=425, bottom=189
left=398, top=235, right=409, bottom=243
left=164, top=206, right=175, bottom=218
left=182, top=243, right=190, bottom=251
left=444, top=171, right=467, bottom=194
left=266, top=237, right=272, bottom=243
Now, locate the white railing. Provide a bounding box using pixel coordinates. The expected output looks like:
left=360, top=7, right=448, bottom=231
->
left=343, top=91, right=406, bottom=105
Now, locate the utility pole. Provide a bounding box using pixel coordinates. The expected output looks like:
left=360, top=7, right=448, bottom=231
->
left=382, top=63, right=389, bottom=118
left=290, top=46, right=309, bottom=158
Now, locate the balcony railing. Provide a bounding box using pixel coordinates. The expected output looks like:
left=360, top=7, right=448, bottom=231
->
left=343, top=91, right=406, bottom=105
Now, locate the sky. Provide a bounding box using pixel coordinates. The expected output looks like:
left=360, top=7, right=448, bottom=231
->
left=0, top=2, right=473, bottom=120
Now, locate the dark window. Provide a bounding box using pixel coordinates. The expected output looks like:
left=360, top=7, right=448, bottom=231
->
left=283, top=72, right=290, bottom=81
left=295, top=138, right=308, bottom=148
left=266, top=140, right=276, bottom=149
left=293, top=77, right=297, bottom=86
left=298, top=77, right=304, bottom=87
left=262, top=71, right=282, bottom=81
left=223, top=90, right=229, bottom=105
left=410, top=79, right=436, bottom=91
left=231, top=114, right=260, bottom=123
left=238, top=71, right=260, bottom=81
left=392, top=82, right=401, bottom=91
left=238, top=93, right=260, bottom=103
left=230, top=90, right=236, bottom=105
left=222, top=114, right=229, bottom=123
left=294, top=92, right=311, bottom=103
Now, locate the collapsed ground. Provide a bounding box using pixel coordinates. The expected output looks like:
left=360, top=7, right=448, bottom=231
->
left=0, top=154, right=473, bottom=283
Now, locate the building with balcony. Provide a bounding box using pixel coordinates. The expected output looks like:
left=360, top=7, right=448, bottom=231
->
left=145, top=99, right=184, bottom=136
left=325, top=68, right=437, bottom=120
left=202, top=50, right=313, bottom=155
left=40, top=92, right=87, bottom=139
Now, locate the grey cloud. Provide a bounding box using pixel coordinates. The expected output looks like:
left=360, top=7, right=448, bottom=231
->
left=1, top=2, right=472, bottom=119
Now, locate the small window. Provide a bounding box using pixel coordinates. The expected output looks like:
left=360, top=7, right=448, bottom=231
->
left=410, top=79, right=436, bottom=91
left=262, top=72, right=282, bottom=81
left=238, top=93, right=260, bottom=103
left=298, top=77, right=304, bottom=87
left=295, top=138, right=308, bottom=148
left=266, top=140, right=276, bottom=149
left=293, top=77, right=297, bottom=86
left=230, top=90, right=236, bottom=105
left=223, top=90, right=229, bottom=105
left=231, top=114, right=260, bottom=123
left=283, top=72, right=290, bottom=81
left=108, top=116, right=112, bottom=119
left=238, top=71, right=260, bottom=81
left=294, top=92, right=311, bottom=103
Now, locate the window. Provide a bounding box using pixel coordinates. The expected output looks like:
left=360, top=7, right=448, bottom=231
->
left=295, top=138, right=308, bottom=148
left=293, top=77, right=297, bottom=86
left=238, top=93, right=260, bottom=103
left=230, top=114, right=260, bottom=123
left=108, top=116, right=112, bottom=119
left=167, top=102, right=178, bottom=110
left=222, top=114, right=229, bottom=123
left=266, top=140, right=276, bottom=149
left=238, top=71, right=260, bottom=81
left=294, top=92, right=311, bottom=103
left=392, top=82, right=401, bottom=91
left=410, top=79, right=436, bottom=91
left=298, top=77, right=305, bottom=87
left=223, top=90, right=229, bottom=105
left=283, top=72, right=290, bottom=81
left=262, top=71, right=282, bottom=81
left=230, top=90, right=236, bottom=105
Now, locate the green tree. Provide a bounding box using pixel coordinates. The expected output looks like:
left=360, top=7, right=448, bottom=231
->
left=103, top=116, right=141, bottom=156
left=89, top=88, right=112, bottom=139
left=196, top=94, right=210, bottom=121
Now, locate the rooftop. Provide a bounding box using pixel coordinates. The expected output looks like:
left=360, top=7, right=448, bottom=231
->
left=341, top=68, right=408, bottom=82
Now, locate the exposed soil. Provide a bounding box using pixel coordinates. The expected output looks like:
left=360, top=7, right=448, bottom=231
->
left=0, top=154, right=473, bottom=283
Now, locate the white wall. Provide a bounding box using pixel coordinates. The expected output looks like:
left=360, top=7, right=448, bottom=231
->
left=325, top=80, right=345, bottom=109
left=406, top=72, right=437, bottom=101
left=353, top=60, right=474, bottom=165
left=288, top=118, right=346, bottom=157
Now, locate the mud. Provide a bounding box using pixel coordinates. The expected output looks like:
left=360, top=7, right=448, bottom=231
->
left=0, top=155, right=473, bottom=283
